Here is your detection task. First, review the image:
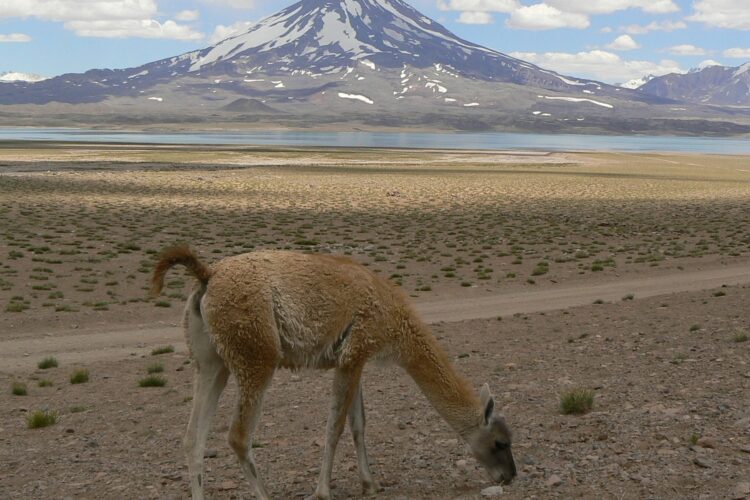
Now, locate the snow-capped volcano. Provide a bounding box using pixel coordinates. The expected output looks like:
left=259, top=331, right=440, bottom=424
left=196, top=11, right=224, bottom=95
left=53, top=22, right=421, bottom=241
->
left=0, top=0, right=603, bottom=107
left=183, top=0, right=576, bottom=88
left=3, top=0, right=745, bottom=136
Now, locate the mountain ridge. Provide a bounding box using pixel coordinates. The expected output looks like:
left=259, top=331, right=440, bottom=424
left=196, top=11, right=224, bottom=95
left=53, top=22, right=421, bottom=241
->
left=637, top=62, right=750, bottom=106
left=0, top=0, right=748, bottom=135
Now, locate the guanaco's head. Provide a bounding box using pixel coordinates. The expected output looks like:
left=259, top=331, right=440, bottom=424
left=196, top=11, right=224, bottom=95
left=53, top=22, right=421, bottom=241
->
left=467, top=383, right=516, bottom=485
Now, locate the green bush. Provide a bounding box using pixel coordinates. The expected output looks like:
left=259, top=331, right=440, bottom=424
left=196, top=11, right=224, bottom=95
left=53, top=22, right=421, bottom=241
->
left=560, top=388, right=595, bottom=415
left=27, top=409, right=57, bottom=429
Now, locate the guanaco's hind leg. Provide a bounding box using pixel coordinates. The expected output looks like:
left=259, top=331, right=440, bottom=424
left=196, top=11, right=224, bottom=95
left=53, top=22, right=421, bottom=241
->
left=184, top=295, right=230, bottom=500
left=228, top=366, right=275, bottom=500
left=310, top=364, right=364, bottom=500
left=348, top=381, right=378, bottom=495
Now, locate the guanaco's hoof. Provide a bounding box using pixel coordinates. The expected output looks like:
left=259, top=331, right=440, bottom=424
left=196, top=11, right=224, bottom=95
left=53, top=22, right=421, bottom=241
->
left=363, top=480, right=382, bottom=495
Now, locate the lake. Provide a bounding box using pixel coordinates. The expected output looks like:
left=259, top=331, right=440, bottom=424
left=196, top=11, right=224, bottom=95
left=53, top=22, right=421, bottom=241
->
left=0, top=127, right=748, bottom=154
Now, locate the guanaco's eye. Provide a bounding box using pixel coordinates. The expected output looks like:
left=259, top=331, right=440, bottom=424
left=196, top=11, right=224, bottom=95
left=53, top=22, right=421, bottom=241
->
left=495, top=441, right=510, bottom=451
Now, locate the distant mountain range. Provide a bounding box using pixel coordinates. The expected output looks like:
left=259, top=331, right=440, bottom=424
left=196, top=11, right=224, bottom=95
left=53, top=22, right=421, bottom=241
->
left=0, top=0, right=748, bottom=135
left=635, top=62, right=750, bottom=107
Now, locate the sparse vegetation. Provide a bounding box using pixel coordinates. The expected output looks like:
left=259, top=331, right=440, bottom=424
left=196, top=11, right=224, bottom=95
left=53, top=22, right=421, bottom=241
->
left=38, top=357, right=58, bottom=369
left=11, top=382, right=28, bottom=396
left=151, top=345, right=174, bottom=355
left=560, top=388, right=595, bottom=415
left=69, top=369, right=89, bottom=384
left=139, top=375, right=167, bottom=387
left=27, top=409, right=58, bottom=429
left=147, top=363, right=164, bottom=374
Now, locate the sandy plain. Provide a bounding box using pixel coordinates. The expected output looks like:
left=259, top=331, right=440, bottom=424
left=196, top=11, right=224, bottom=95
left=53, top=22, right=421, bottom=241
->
left=0, top=144, right=749, bottom=499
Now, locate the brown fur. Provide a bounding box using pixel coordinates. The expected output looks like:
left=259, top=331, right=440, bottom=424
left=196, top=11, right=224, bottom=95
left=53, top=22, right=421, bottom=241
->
left=150, top=244, right=212, bottom=297
left=152, top=246, right=515, bottom=499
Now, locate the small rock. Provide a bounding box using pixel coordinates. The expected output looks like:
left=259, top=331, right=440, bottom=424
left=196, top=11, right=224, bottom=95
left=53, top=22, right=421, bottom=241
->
left=481, top=485, right=504, bottom=497
left=697, top=437, right=716, bottom=449
left=456, top=459, right=468, bottom=469
left=65, top=428, right=75, bottom=434
left=546, top=474, right=562, bottom=487
left=739, top=445, right=750, bottom=454
left=693, top=457, right=712, bottom=469
left=218, top=480, right=237, bottom=491
left=734, top=482, right=750, bottom=498
left=204, top=448, right=217, bottom=458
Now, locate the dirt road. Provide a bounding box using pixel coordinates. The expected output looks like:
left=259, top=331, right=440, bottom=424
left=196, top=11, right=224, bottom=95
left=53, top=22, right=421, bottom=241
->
left=2, top=261, right=749, bottom=373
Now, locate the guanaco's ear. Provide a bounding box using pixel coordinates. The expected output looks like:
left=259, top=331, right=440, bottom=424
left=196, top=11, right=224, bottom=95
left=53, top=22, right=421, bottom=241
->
left=480, top=383, right=495, bottom=424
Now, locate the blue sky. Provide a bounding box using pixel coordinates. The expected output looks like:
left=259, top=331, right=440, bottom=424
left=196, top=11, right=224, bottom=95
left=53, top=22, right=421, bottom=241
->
left=0, top=0, right=748, bottom=84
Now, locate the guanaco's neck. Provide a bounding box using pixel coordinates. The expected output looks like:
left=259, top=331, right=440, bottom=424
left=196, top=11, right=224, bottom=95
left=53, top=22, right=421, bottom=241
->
left=398, top=319, right=482, bottom=439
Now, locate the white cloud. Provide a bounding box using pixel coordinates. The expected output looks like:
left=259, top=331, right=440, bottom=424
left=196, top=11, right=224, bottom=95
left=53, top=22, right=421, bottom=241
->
left=439, top=0, right=679, bottom=31
left=175, top=10, right=199, bottom=22
left=724, top=48, right=750, bottom=59
left=66, top=19, right=203, bottom=40
left=437, top=0, right=518, bottom=12
left=209, top=21, right=255, bottom=44
left=688, top=0, right=750, bottom=30
left=507, top=4, right=589, bottom=30
left=0, top=1, right=204, bottom=40
left=0, top=32, right=31, bottom=42
left=0, top=0, right=158, bottom=21
left=621, top=20, right=686, bottom=34
left=511, top=49, right=683, bottom=84
left=606, top=34, right=639, bottom=51
left=201, top=0, right=256, bottom=9
left=666, top=44, right=707, bottom=56
left=457, top=11, right=494, bottom=23
left=546, top=0, right=679, bottom=14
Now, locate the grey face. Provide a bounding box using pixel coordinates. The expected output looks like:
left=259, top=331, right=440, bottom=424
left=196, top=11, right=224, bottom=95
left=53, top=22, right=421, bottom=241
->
left=473, top=416, right=517, bottom=484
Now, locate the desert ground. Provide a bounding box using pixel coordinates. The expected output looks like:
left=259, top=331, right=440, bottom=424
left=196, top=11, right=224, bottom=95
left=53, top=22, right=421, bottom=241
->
left=0, top=144, right=749, bottom=499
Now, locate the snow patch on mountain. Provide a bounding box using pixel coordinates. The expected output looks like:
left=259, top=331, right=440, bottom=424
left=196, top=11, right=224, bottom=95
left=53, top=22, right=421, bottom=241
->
left=338, top=92, right=373, bottom=104
left=734, top=63, right=750, bottom=78
left=539, top=95, right=614, bottom=109
left=0, top=71, right=48, bottom=83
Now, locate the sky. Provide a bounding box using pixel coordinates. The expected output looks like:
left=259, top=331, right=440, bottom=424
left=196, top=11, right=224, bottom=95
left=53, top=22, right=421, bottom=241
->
left=0, top=0, right=749, bottom=85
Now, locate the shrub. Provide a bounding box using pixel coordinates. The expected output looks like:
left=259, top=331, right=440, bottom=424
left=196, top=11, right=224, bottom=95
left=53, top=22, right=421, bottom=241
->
left=69, top=369, right=89, bottom=384
left=147, top=363, right=164, bottom=374
left=38, top=357, right=58, bottom=369
left=27, top=409, right=57, bottom=429
left=12, top=382, right=27, bottom=396
left=151, top=345, right=174, bottom=355
left=531, top=262, right=549, bottom=276
left=139, top=375, right=167, bottom=387
left=38, top=379, right=53, bottom=387
left=560, top=388, right=595, bottom=415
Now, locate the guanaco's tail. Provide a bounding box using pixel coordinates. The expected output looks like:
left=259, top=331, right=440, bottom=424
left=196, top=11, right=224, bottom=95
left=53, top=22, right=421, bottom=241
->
left=150, top=245, right=212, bottom=297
